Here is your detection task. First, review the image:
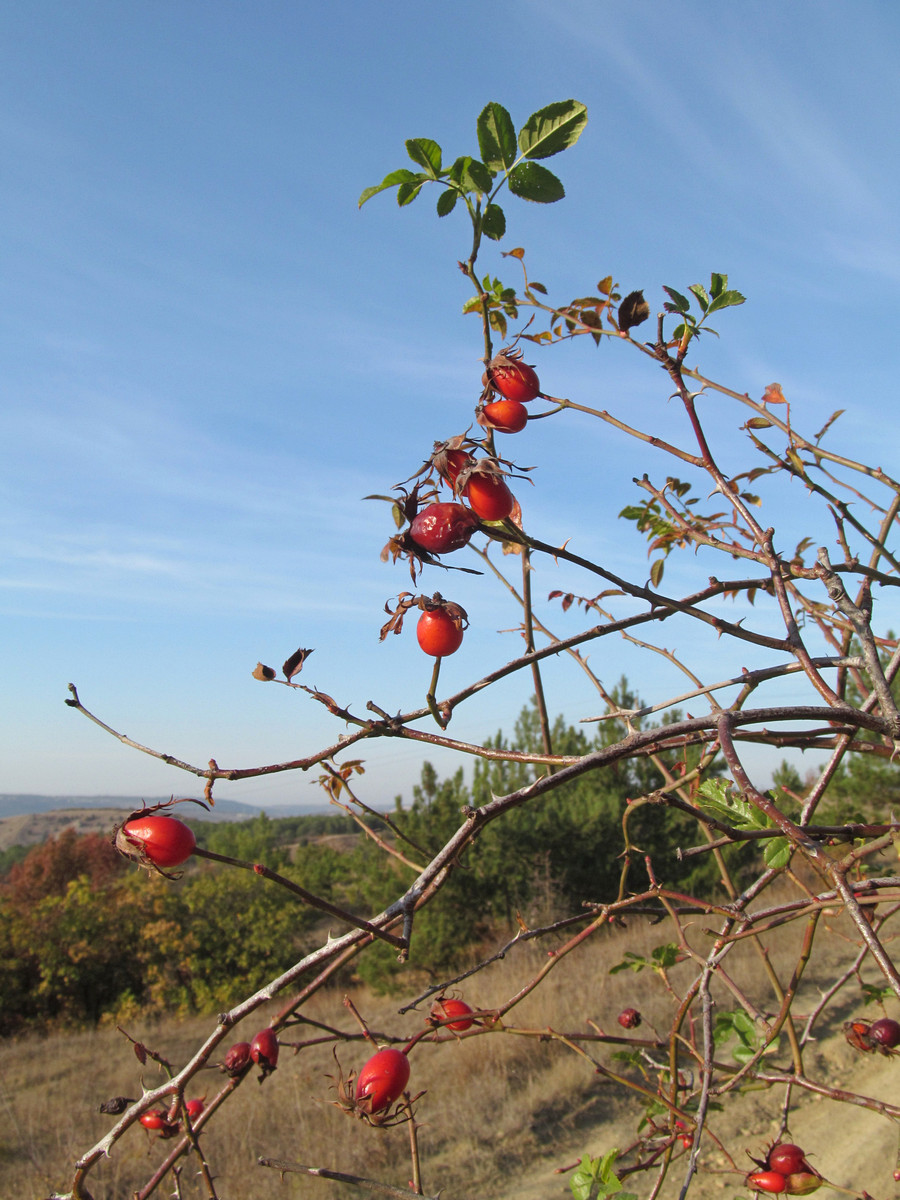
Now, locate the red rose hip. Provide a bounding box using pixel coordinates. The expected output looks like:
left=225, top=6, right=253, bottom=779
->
left=250, top=1028, right=279, bottom=1075
left=417, top=608, right=464, bottom=657
left=409, top=503, right=478, bottom=554
left=355, top=1047, right=410, bottom=1115
left=430, top=996, right=475, bottom=1031
left=118, top=814, right=196, bottom=868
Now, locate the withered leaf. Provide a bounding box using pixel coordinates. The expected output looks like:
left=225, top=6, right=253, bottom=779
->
left=618, top=290, right=650, bottom=332
left=283, top=647, right=314, bottom=681
left=252, top=662, right=277, bottom=681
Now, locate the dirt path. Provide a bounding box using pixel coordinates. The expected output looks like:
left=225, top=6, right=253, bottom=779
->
left=500, top=1026, right=900, bottom=1200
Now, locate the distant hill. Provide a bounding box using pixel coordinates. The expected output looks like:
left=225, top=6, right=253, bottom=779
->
left=0, top=795, right=315, bottom=854
left=0, top=794, right=307, bottom=820
left=0, top=808, right=135, bottom=853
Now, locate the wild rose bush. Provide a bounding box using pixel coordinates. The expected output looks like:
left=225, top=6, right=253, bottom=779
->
left=56, top=100, right=900, bottom=1200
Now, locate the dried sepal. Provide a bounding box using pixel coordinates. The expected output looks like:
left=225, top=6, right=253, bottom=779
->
left=380, top=592, right=421, bottom=641
left=381, top=592, right=468, bottom=642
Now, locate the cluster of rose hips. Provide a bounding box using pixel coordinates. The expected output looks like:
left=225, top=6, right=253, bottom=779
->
left=843, top=1016, right=900, bottom=1054
left=140, top=1096, right=205, bottom=1139
left=222, top=1026, right=280, bottom=1080
left=746, top=1143, right=820, bottom=1195
left=329, top=995, right=477, bottom=1127
left=138, top=1027, right=279, bottom=1144
left=385, top=348, right=543, bottom=660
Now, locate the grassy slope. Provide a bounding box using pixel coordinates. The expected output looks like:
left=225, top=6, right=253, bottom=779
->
left=3, top=896, right=898, bottom=1200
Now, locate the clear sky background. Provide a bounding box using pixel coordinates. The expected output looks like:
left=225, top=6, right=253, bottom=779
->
left=4, top=1, right=900, bottom=812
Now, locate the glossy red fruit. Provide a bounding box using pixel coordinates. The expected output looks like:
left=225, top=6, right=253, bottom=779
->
left=409, top=502, right=478, bottom=554
left=483, top=398, right=528, bottom=433
left=431, top=996, right=475, bottom=1031
left=185, top=1098, right=205, bottom=1122
left=355, top=1048, right=410, bottom=1115
left=747, top=1171, right=787, bottom=1194
left=223, top=1041, right=252, bottom=1075
left=140, top=1110, right=169, bottom=1131
left=869, top=1017, right=900, bottom=1048
left=487, top=356, right=540, bottom=403
left=617, top=1007, right=642, bottom=1029
left=119, top=815, right=196, bottom=868
left=464, top=473, right=515, bottom=522
left=417, top=608, right=464, bottom=657
left=250, top=1028, right=279, bottom=1072
left=768, top=1145, right=807, bottom=1175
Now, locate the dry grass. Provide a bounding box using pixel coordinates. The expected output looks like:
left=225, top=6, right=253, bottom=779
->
left=2, top=885, right=897, bottom=1200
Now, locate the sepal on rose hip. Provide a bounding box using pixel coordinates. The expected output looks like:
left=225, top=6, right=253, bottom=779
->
left=329, top=1046, right=417, bottom=1127
left=485, top=347, right=541, bottom=403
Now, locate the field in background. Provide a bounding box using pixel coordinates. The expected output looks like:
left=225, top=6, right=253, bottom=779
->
left=3, top=890, right=898, bottom=1200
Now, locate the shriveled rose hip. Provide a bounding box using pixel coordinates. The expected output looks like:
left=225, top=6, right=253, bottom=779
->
left=223, top=1041, right=252, bottom=1076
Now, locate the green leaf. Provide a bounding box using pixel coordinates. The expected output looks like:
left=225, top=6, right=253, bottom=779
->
left=861, top=982, right=892, bottom=1005
left=518, top=99, right=588, bottom=160
left=696, top=779, right=765, bottom=829
left=487, top=202, right=508, bottom=240
left=405, top=138, right=443, bottom=176
left=477, top=102, right=517, bottom=171
left=710, top=273, right=728, bottom=298
left=764, top=836, right=792, bottom=870
left=449, top=155, right=492, bottom=195
left=396, top=177, right=426, bottom=206
left=649, top=558, right=665, bottom=588
left=609, top=951, right=649, bottom=975
left=508, top=161, right=565, bottom=203
left=570, top=1149, right=627, bottom=1200
left=688, top=283, right=709, bottom=312
left=662, top=286, right=691, bottom=313
left=358, top=168, right=420, bottom=208
left=651, top=943, right=681, bottom=970
left=714, top=1009, right=763, bottom=1064
left=436, top=188, right=458, bottom=218
left=707, top=289, right=746, bottom=312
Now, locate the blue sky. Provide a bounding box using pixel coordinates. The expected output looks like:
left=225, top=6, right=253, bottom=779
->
left=3, top=1, right=900, bottom=811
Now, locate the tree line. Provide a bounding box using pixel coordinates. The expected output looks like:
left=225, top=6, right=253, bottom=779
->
left=0, top=690, right=885, bottom=1034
